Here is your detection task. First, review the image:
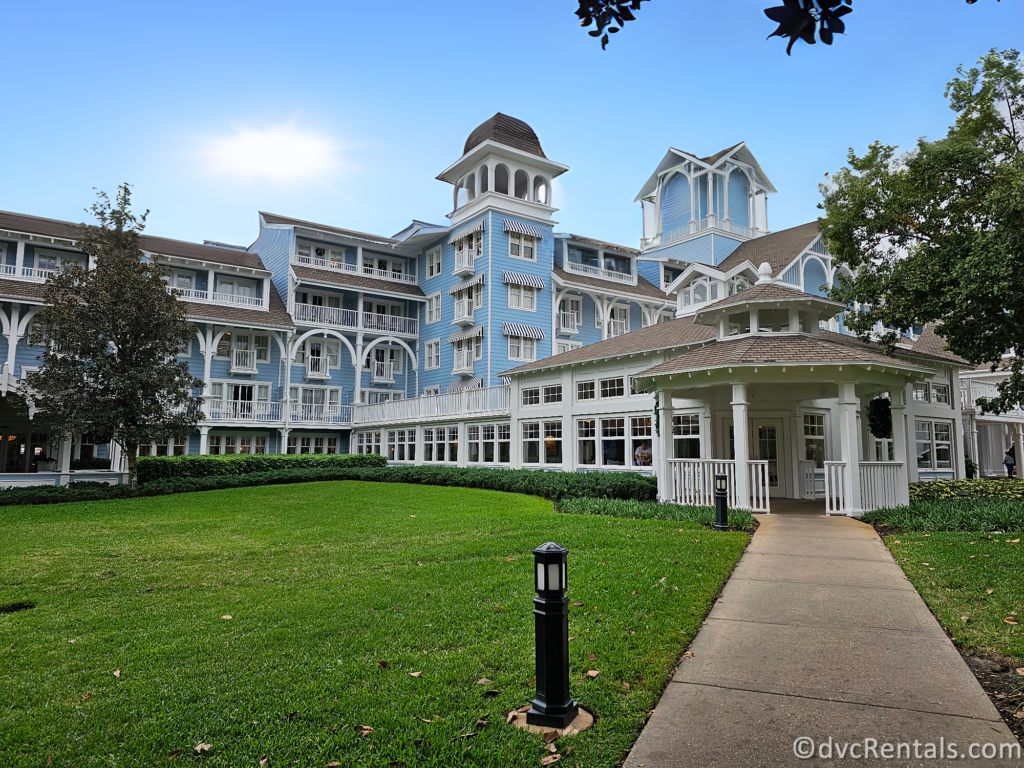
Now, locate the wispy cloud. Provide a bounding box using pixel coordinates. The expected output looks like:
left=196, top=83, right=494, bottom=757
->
left=196, top=122, right=350, bottom=185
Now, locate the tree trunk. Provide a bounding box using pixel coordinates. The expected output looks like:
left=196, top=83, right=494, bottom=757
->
left=126, top=452, right=138, bottom=488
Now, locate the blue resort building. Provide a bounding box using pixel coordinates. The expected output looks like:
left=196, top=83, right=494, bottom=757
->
left=0, top=114, right=1014, bottom=513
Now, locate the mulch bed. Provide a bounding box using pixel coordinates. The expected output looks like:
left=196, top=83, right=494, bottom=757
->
left=961, top=653, right=1024, bottom=743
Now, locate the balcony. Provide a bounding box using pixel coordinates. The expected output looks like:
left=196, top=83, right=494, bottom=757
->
left=353, top=384, right=510, bottom=426
left=452, top=349, right=474, bottom=376
left=452, top=298, right=474, bottom=326
left=361, top=312, right=418, bottom=336
left=289, top=403, right=353, bottom=425
left=372, top=361, right=395, bottom=384
left=961, top=379, right=1024, bottom=419
left=167, top=286, right=265, bottom=309
left=564, top=261, right=637, bottom=286
left=305, top=356, right=331, bottom=380
left=294, top=253, right=418, bottom=286
left=608, top=320, right=628, bottom=338
left=2, top=265, right=56, bottom=282
left=230, top=348, right=258, bottom=374
left=453, top=249, right=475, bottom=277
left=641, top=214, right=768, bottom=250
left=206, top=399, right=282, bottom=422
left=292, top=303, right=418, bottom=337
left=558, top=311, right=579, bottom=335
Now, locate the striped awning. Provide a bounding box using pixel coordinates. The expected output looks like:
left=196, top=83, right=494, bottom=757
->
left=502, top=270, right=545, bottom=289
left=447, top=376, right=483, bottom=393
left=447, top=324, right=485, bottom=343
left=499, top=376, right=511, bottom=385
left=502, top=322, right=546, bottom=340
left=447, top=272, right=485, bottom=295
left=447, top=220, right=485, bottom=244
left=503, top=219, right=544, bottom=239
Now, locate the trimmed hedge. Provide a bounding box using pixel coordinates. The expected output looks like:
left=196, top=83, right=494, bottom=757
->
left=558, top=496, right=757, bottom=532
left=863, top=499, right=1024, bottom=533
left=910, top=478, right=1024, bottom=501
left=136, top=452, right=386, bottom=483
left=0, top=465, right=658, bottom=507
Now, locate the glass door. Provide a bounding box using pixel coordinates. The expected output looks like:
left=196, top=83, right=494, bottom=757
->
left=751, top=419, right=786, bottom=498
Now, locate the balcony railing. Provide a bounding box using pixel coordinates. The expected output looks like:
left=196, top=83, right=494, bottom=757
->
left=166, top=286, right=265, bottom=309
left=231, top=348, right=258, bottom=374
left=206, top=399, right=281, bottom=422
left=352, top=384, right=510, bottom=425
left=372, top=361, right=395, bottom=384
left=19, top=266, right=56, bottom=282
left=289, top=403, right=353, bottom=425
left=641, top=214, right=767, bottom=250
left=564, top=261, right=637, bottom=286
left=362, top=312, right=418, bottom=336
left=452, top=349, right=474, bottom=375
left=608, top=319, right=628, bottom=338
left=452, top=299, right=474, bottom=325
left=558, top=312, right=579, bottom=335
left=292, top=304, right=418, bottom=336
left=295, top=253, right=417, bottom=285
left=453, top=250, right=475, bottom=276
left=306, top=356, right=331, bottom=380
left=959, top=379, right=1024, bottom=417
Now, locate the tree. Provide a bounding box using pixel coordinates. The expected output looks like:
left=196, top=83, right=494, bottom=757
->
left=25, top=185, right=204, bottom=486
left=819, top=48, right=1024, bottom=413
left=576, top=0, right=993, bottom=54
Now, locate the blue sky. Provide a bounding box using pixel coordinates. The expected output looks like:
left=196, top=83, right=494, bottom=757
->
left=2, top=1, right=1022, bottom=250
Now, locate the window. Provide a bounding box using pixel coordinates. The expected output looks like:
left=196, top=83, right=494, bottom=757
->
left=424, top=426, right=456, bottom=462
left=426, top=293, right=442, bottom=324
left=423, top=428, right=435, bottom=462
left=600, top=377, right=625, bottom=398
left=326, top=341, right=341, bottom=368
left=215, top=331, right=232, bottom=358
left=601, top=418, right=626, bottom=466
left=556, top=341, right=583, bottom=355
left=152, top=436, right=187, bottom=457
left=916, top=419, right=953, bottom=470
left=389, top=347, right=403, bottom=374
left=387, top=429, right=416, bottom=462
left=426, top=247, right=442, bottom=278
left=932, top=383, right=950, bottom=404
left=508, top=284, right=536, bottom=311
left=544, top=421, right=563, bottom=464
left=673, top=414, right=701, bottom=459
left=497, top=424, right=511, bottom=463
left=423, top=385, right=440, bottom=396
left=560, top=298, right=582, bottom=324
left=803, top=414, right=825, bottom=468
left=913, top=383, right=929, bottom=403
left=447, top=426, right=459, bottom=462
left=522, top=422, right=541, bottom=464
left=467, top=423, right=508, bottom=464
left=508, top=336, right=536, bottom=362
left=577, top=381, right=595, bottom=401
left=255, top=335, right=270, bottom=362
left=577, top=419, right=596, bottom=465
left=509, top=232, right=536, bottom=261
left=631, top=417, right=652, bottom=466
left=355, top=431, right=383, bottom=456
left=542, top=385, right=562, bottom=404
left=522, top=387, right=540, bottom=406
left=425, top=340, right=441, bottom=370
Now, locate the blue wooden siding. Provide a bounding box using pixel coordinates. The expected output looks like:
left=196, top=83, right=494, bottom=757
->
left=637, top=259, right=662, bottom=286
left=660, top=174, right=691, bottom=234
left=249, top=225, right=292, bottom=301
left=780, top=262, right=800, bottom=285
left=802, top=257, right=829, bottom=296
left=711, top=235, right=743, bottom=266
left=728, top=170, right=749, bottom=227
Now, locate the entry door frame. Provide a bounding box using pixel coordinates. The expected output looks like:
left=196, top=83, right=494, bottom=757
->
left=720, top=415, right=789, bottom=498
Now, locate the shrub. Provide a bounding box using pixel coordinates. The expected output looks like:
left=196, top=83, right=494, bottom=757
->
left=558, top=496, right=756, bottom=532
left=909, top=478, right=1024, bottom=501
left=0, top=465, right=658, bottom=507
left=136, top=452, right=386, bottom=483
left=863, top=499, right=1024, bottom=532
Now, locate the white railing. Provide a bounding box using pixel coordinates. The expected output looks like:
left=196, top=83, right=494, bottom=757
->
left=306, top=356, right=330, bottom=379
left=289, top=403, right=353, bottom=425
left=372, top=361, right=394, bottom=384
left=824, top=461, right=847, bottom=515
left=559, top=312, right=579, bottom=334
left=21, top=266, right=55, bottom=281
left=206, top=399, right=281, bottom=421
left=667, top=459, right=771, bottom=513
left=564, top=261, right=637, bottom=285
left=799, top=459, right=818, bottom=499
left=452, top=349, right=474, bottom=375
left=294, top=252, right=418, bottom=285
left=293, top=303, right=359, bottom=329
left=454, top=250, right=475, bottom=274
left=231, top=348, right=257, bottom=373
left=859, top=462, right=903, bottom=512
left=959, top=379, right=1024, bottom=418
left=608, top=320, right=628, bottom=338
left=212, top=291, right=264, bottom=308
left=172, top=288, right=209, bottom=302
left=0, top=264, right=15, bottom=277
left=641, top=215, right=767, bottom=250
left=352, top=384, right=510, bottom=425
left=362, top=312, right=418, bottom=336
left=453, top=298, right=474, bottom=324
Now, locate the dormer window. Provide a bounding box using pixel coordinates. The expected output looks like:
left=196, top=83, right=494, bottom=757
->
left=682, top=278, right=717, bottom=307
left=509, top=232, right=536, bottom=261
left=727, top=276, right=749, bottom=296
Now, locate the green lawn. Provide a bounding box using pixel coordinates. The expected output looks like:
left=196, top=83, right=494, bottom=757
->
left=0, top=482, right=748, bottom=767
left=885, top=532, right=1024, bottom=661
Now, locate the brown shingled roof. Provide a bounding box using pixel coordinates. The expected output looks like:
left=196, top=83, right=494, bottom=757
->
left=503, top=315, right=715, bottom=376
left=464, top=113, right=546, bottom=159
left=640, top=333, right=936, bottom=377
left=552, top=265, right=668, bottom=301
left=293, top=264, right=425, bottom=298
left=182, top=282, right=293, bottom=329
left=0, top=278, right=47, bottom=303
left=716, top=221, right=821, bottom=276
left=562, top=234, right=640, bottom=256
left=910, top=325, right=967, bottom=364
left=261, top=212, right=399, bottom=245
left=0, top=210, right=81, bottom=241
left=695, top=281, right=843, bottom=318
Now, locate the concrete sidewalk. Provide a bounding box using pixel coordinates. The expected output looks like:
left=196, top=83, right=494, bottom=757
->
left=624, top=515, right=1020, bottom=767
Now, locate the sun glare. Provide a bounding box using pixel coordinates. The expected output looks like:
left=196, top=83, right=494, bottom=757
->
left=199, top=122, right=345, bottom=184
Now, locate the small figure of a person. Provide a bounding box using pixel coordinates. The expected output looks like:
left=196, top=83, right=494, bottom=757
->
left=1004, top=446, right=1016, bottom=478
left=634, top=441, right=652, bottom=466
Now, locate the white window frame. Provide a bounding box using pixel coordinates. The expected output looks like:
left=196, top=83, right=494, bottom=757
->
left=931, top=383, right=950, bottom=405
left=426, top=292, right=442, bottom=324
left=915, top=418, right=954, bottom=471
left=507, top=336, right=536, bottom=362
left=208, top=432, right=271, bottom=455
left=522, top=387, right=541, bottom=406
left=423, top=385, right=440, bottom=396
left=577, top=380, right=595, bottom=401
left=426, top=246, right=442, bottom=278
left=559, top=297, right=582, bottom=324
left=508, top=232, right=537, bottom=261
left=599, top=377, right=625, bottom=399
left=424, top=339, right=441, bottom=371
left=254, top=334, right=270, bottom=362
left=555, top=341, right=583, bottom=355
left=507, top=284, right=537, bottom=312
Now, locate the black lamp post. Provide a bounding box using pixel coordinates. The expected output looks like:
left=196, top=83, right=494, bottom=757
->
left=527, top=542, right=579, bottom=729
left=714, top=472, right=730, bottom=531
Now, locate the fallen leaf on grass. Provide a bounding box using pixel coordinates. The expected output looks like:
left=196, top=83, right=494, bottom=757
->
left=622, top=681, right=631, bottom=690
left=195, top=743, right=212, bottom=754
left=409, top=671, right=423, bottom=677
left=327, top=762, right=340, bottom=767
left=376, top=660, right=389, bottom=669
left=417, top=717, right=431, bottom=723
left=921, top=563, right=929, bottom=567
left=518, top=705, right=532, bottom=713
left=1015, top=711, right=1024, bottom=719
left=476, top=678, right=492, bottom=685
left=167, top=749, right=182, bottom=759
left=545, top=742, right=558, bottom=752
left=505, top=557, right=516, bottom=562
left=984, top=554, right=991, bottom=558
left=454, top=731, right=477, bottom=740
left=482, top=690, right=502, bottom=698
left=222, top=615, right=232, bottom=620
left=68, top=639, right=75, bottom=644
left=540, top=756, right=561, bottom=765
left=570, top=602, right=584, bottom=608
left=389, top=762, right=406, bottom=768
left=1015, top=668, right=1024, bottom=676
left=586, top=670, right=600, bottom=678
left=113, top=670, right=121, bottom=678
left=259, top=758, right=268, bottom=766
left=357, top=725, right=374, bottom=736
left=543, top=730, right=558, bottom=743
left=588, top=653, right=596, bottom=662
left=683, top=651, right=695, bottom=659
left=987, top=589, right=994, bottom=595
left=659, top=577, right=667, bottom=583
left=81, top=693, right=93, bottom=701
left=1004, top=617, right=1020, bottom=625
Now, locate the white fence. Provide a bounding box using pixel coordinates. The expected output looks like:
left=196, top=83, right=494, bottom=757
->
left=859, top=462, right=904, bottom=512
left=564, top=261, right=637, bottom=285
left=289, top=403, right=353, bottom=425
left=667, top=459, right=771, bottom=513
left=206, top=400, right=282, bottom=422
left=295, top=253, right=418, bottom=285
left=641, top=215, right=766, bottom=250
left=824, top=461, right=847, bottom=515
left=352, top=384, right=510, bottom=425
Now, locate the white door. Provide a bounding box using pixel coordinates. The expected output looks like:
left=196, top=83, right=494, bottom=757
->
left=751, top=419, right=786, bottom=498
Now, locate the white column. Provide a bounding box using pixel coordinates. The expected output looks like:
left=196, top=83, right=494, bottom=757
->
left=58, top=438, right=72, bottom=485
left=207, top=270, right=215, bottom=298
left=657, top=389, right=674, bottom=501
left=414, top=423, right=425, bottom=466
left=838, top=381, right=863, bottom=515
left=261, top=277, right=270, bottom=308
left=15, top=241, right=25, bottom=276
left=732, top=383, right=750, bottom=509
left=1014, top=426, right=1024, bottom=481
left=6, top=304, right=21, bottom=374
left=562, top=368, right=575, bottom=472
left=353, top=335, right=364, bottom=406
left=108, top=442, right=125, bottom=476
left=199, top=426, right=210, bottom=455
left=890, top=393, right=911, bottom=506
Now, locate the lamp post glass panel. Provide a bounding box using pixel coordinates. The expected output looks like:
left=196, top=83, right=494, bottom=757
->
left=715, top=472, right=729, bottom=531
left=528, top=542, right=579, bottom=729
